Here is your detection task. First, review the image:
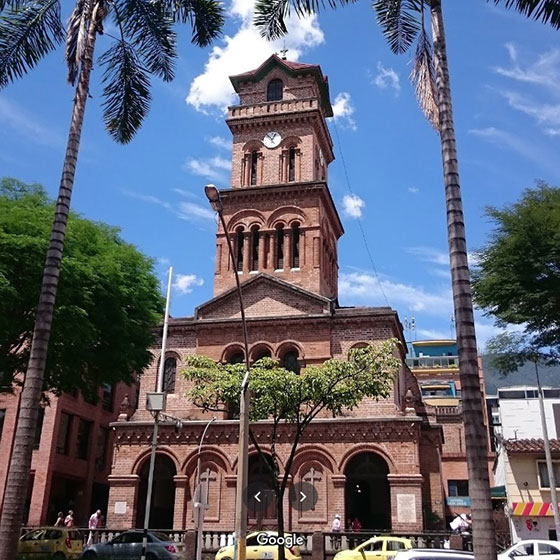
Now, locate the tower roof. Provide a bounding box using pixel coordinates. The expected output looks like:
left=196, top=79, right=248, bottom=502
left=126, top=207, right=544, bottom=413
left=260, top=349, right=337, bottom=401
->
left=230, top=54, right=333, bottom=117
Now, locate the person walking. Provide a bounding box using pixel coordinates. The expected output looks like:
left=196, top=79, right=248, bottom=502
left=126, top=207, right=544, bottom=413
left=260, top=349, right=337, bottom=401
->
left=54, top=512, right=64, bottom=527
left=351, top=517, right=362, bottom=532
left=87, top=510, right=102, bottom=546
left=64, top=510, right=74, bottom=527
left=331, top=514, right=342, bottom=550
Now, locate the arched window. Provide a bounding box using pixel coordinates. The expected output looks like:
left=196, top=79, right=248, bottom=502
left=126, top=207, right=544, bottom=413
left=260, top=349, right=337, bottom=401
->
left=275, top=225, right=284, bottom=269
left=267, top=79, right=283, bottom=102
left=283, top=350, right=300, bottom=374
left=251, top=226, right=260, bottom=271
left=163, top=357, right=176, bottom=393
left=229, top=352, right=245, bottom=365
left=236, top=228, right=244, bottom=272
left=253, top=349, right=272, bottom=363
left=250, top=151, right=258, bottom=185
left=291, top=223, right=300, bottom=268
left=288, top=146, right=296, bottom=182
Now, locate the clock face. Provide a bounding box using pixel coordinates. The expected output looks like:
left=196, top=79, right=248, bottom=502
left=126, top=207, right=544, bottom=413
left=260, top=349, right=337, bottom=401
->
left=263, top=131, right=282, bottom=149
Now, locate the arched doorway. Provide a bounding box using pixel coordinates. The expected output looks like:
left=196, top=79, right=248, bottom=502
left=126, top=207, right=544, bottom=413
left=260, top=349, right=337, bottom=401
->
left=247, top=454, right=276, bottom=528
left=344, top=452, right=390, bottom=530
left=136, top=454, right=177, bottom=529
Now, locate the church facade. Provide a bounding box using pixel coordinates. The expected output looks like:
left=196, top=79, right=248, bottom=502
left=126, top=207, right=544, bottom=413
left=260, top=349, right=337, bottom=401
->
left=106, top=55, right=446, bottom=534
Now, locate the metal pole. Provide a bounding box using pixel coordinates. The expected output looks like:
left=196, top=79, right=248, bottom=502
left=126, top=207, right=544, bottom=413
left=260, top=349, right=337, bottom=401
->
left=218, top=210, right=250, bottom=560
left=141, top=266, right=173, bottom=560
left=535, top=360, right=560, bottom=537
left=196, top=416, right=217, bottom=560
left=157, top=266, right=174, bottom=393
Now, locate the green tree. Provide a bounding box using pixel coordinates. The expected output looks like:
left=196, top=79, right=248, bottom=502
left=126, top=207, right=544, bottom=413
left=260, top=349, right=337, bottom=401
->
left=473, top=183, right=560, bottom=353
left=253, top=3, right=560, bottom=559
left=0, top=177, right=164, bottom=394
left=184, top=341, right=400, bottom=558
left=0, top=0, right=223, bottom=551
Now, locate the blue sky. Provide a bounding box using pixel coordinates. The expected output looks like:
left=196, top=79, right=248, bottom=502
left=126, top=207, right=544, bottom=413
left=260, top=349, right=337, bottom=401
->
left=1, top=1, right=559, bottom=349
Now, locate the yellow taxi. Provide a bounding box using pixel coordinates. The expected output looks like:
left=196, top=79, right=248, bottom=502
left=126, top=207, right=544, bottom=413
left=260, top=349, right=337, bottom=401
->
left=216, top=531, right=303, bottom=560
left=18, top=527, right=83, bottom=559
left=333, top=536, right=413, bottom=560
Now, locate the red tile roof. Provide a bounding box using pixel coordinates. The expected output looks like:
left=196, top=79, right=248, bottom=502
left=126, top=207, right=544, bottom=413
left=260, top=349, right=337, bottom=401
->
left=504, top=438, right=560, bottom=453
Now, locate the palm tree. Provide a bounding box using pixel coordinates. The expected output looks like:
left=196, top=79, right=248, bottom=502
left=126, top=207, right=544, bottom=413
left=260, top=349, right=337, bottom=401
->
left=0, top=0, right=223, bottom=556
left=254, top=1, right=560, bottom=560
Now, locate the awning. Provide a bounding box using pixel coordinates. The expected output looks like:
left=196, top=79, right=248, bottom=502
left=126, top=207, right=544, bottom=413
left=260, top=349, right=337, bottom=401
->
left=491, top=485, right=506, bottom=499
left=511, top=502, right=554, bottom=516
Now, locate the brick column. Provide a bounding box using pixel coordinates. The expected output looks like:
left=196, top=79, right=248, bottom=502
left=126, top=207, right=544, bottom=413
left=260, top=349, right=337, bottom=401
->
left=106, top=474, right=139, bottom=529
left=284, top=229, right=292, bottom=270
left=243, top=231, right=251, bottom=274
left=331, top=475, right=346, bottom=522
left=174, top=474, right=189, bottom=530
left=258, top=231, right=266, bottom=272
left=387, top=474, right=423, bottom=532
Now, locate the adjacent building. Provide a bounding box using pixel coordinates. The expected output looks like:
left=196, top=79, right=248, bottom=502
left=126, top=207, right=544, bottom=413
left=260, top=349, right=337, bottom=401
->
left=0, top=383, right=130, bottom=526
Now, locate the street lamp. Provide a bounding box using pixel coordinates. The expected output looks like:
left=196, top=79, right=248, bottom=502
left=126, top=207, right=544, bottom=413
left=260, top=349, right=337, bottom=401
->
left=195, top=415, right=217, bottom=560
left=204, top=184, right=251, bottom=560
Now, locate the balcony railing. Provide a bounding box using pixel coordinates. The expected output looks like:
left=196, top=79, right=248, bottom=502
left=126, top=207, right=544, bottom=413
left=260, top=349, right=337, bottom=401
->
left=406, top=356, right=459, bottom=369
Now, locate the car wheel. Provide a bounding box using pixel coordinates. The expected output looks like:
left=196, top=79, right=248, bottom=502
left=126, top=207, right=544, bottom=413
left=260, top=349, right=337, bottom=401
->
left=52, top=553, right=66, bottom=560
left=82, top=551, right=97, bottom=559
left=146, top=553, right=157, bottom=560
left=220, top=557, right=233, bottom=560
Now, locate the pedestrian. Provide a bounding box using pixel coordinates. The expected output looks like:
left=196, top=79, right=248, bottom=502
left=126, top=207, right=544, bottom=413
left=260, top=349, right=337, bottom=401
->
left=54, top=512, right=64, bottom=526
left=64, top=510, right=74, bottom=527
left=351, top=517, right=362, bottom=532
left=87, top=509, right=102, bottom=546
left=331, top=514, right=342, bottom=550
left=449, top=513, right=470, bottom=533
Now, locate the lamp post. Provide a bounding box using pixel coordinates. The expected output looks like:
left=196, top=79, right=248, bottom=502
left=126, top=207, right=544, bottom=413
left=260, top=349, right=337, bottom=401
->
left=204, top=184, right=250, bottom=560
left=141, top=267, right=173, bottom=560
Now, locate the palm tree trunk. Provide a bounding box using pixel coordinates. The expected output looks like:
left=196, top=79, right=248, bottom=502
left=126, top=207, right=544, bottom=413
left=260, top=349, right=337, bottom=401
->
left=429, top=2, right=496, bottom=559
left=0, top=5, right=100, bottom=557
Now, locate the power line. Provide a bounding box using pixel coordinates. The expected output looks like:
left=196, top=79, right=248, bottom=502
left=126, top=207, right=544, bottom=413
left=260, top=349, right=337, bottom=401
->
left=332, top=118, right=391, bottom=308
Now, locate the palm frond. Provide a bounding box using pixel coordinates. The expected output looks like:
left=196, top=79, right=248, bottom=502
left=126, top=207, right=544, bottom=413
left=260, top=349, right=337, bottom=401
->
left=373, top=0, right=422, bottom=54
left=254, top=0, right=290, bottom=39
left=65, top=0, right=90, bottom=85
left=167, top=0, right=224, bottom=46
left=410, top=28, right=439, bottom=130
left=0, top=0, right=64, bottom=88
left=99, top=39, right=151, bottom=144
left=254, top=0, right=359, bottom=39
left=492, top=0, right=560, bottom=29
left=1, top=0, right=27, bottom=11
left=114, top=0, right=176, bottom=82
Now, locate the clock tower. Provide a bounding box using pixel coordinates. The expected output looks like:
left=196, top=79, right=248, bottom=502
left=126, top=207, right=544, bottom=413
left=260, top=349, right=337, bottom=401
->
left=212, top=55, right=343, bottom=299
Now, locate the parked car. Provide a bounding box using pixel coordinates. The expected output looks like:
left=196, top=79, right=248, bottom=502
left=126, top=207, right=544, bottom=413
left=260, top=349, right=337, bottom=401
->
left=333, top=536, right=413, bottom=560
left=393, top=550, right=474, bottom=560
left=18, top=527, right=83, bottom=559
left=80, top=530, right=186, bottom=559
left=215, top=531, right=303, bottom=560
left=498, top=539, right=560, bottom=560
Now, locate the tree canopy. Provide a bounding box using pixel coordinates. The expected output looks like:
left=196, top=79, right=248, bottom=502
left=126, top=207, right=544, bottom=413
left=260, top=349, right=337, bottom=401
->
left=0, top=177, right=164, bottom=395
left=472, top=182, right=560, bottom=353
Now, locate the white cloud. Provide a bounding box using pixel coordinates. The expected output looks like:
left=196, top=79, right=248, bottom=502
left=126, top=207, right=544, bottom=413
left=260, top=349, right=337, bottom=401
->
left=207, top=136, right=231, bottom=150
left=121, top=189, right=215, bottom=223
left=186, top=0, right=324, bottom=113
left=545, top=128, right=560, bottom=136
left=373, top=62, right=400, bottom=96
left=332, top=92, right=357, bottom=131
left=339, top=271, right=453, bottom=315
left=494, top=44, right=560, bottom=93
left=407, top=247, right=449, bottom=267
left=468, top=126, right=560, bottom=177
left=499, top=89, right=560, bottom=127
left=342, top=194, right=365, bottom=218
left=408, top=186, right=419, bottom=194
left=173, top=273, right=204, bottom=295
left=0, top=95, right=64, bottom=148
left=183, top=156, right=231, bottom=182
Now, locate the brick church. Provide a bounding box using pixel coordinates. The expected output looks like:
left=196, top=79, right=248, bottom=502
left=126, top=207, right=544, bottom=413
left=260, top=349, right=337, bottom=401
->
left=106, top=55, right=446, bottom=533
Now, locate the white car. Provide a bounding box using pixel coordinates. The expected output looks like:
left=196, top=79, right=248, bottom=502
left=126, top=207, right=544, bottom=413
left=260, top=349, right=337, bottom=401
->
left=393, top=550, right=474, bottom=560
left=498, top=540, right=560, bottom=560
